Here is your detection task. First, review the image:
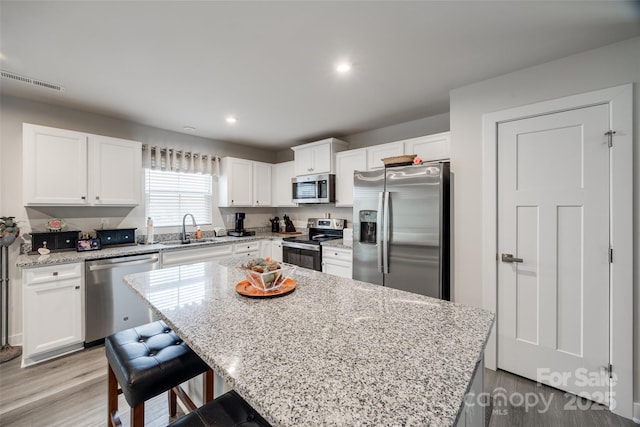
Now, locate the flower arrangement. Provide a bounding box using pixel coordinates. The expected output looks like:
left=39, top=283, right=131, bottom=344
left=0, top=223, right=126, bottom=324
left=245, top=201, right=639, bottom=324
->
left=0, top=216, right=20, bottom=247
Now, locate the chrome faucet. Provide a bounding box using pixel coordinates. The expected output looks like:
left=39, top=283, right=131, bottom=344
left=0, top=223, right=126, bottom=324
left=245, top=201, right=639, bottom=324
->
left=181, top=213, right=197, bottom=244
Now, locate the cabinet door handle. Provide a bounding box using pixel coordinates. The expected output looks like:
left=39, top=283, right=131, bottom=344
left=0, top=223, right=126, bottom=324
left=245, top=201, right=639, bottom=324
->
left=81, top=196, right=86, bottom=200
left=96, top=196, right=100, bottom=200
left=52, top=272, right=58, bottom=276
left=75, top=286, right=80, bottom=290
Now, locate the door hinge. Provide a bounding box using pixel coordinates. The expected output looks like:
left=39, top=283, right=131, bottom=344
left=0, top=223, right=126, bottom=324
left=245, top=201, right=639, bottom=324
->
left=605, top=130, right=616, bottom=148
left=609, top=247, right=613, bottom=263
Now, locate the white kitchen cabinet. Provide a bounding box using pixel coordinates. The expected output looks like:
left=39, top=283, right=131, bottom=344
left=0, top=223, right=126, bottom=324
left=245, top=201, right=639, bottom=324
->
left=366, top=141, right=404, bottom=170
left=253, top=161, right=272, bottom=206
left=260, top=239, right=272, bottom=259
left=403, top=132, right=450, bottom=162
left=22, top=262, right=84, bottom=367
left=233, top=241, right=261, bottom=259
left=291, top=138, right=348, bottom=176
left=272, top=161, right=297, bottom=207
left=23, top=123, right=142, bottom=206
left=256, top=240, right=282, bottom=261
left=455, top=357, right=485, bottom=427
left=322, top=246, right=352, bottom=278
left=271, top=239, right=283, bottom=262
left=219, top=157, right=272, bottom=207
left=218, top=157, right=254, bottom=207
left=23, top=124, right=88, bottom=205
left=335, top=149, right=367, bottom=207
left=89, top=135, right=142, bottom=205
left=162, top=244, right=233, bottom=266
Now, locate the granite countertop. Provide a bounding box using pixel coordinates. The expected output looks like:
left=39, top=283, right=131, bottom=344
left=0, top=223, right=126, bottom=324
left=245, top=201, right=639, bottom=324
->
left=124, top=258, right=494, bottom=427
left=16, top=233, right=286, bottom=268
left=321, top=238, right=353, bottom=249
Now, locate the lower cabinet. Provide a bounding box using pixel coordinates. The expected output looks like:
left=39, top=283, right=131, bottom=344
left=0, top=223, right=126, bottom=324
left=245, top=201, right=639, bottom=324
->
left=233, top=241, right=260, bottom=259
left=322, top=246, right=352, bottom=278
left=455, top=356, right=485, bottom=427
left=22, top=262, right=84, bottom=367
left=271, top=239, right=283, bottom=262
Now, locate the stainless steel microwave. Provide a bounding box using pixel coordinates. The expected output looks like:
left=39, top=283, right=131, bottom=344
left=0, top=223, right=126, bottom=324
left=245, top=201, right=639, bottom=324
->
left=292, top=174, right=335, bottom=204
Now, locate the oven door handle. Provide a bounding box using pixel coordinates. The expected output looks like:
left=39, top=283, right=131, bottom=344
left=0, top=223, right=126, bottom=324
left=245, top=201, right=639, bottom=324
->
left=282, top=242, right=321, bottom=251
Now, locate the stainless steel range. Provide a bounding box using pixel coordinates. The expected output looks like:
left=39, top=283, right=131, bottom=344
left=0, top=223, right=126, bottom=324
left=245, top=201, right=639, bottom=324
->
left=282, top=218, right=346, bottom=271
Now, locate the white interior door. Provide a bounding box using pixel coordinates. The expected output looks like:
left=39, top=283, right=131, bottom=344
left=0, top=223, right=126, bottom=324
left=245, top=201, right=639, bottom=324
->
left=497, top=104, right=611, bottom=404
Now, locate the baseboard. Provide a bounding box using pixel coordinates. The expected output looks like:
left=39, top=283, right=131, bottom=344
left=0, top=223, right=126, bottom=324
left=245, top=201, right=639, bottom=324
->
left=8, top=333, right=22, bottom=346
left=633, top=401, right=640, bottom=424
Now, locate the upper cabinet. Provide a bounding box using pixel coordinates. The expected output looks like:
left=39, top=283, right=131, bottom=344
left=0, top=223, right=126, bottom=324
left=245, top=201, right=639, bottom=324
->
left=291, top=138, right=348, bottom=176
left=23, top=123, right=142, bottom=206
left=333, top=131, right=451, bottom=206
left=89, top=135, right=142, bottom=205
left=272, top=161, right=297, bottom=207
left=218, top=157, right=272, bottom=207
left=366, top=141, right=404, bottom=170
left=403, top=132, right=450, bottom=162
left=335, top=149, right=367, bottom=207
left=252, top=161, right=272, bottom=207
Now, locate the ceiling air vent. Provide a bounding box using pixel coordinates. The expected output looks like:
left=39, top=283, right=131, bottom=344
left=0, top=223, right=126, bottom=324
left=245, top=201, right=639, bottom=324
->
left=1, top=70, right=65, bottom=92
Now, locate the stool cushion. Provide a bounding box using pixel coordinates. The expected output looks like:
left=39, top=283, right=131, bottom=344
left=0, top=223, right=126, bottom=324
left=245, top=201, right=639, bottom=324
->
left=105, top=320, right=210, bottom=408
left=168, top=390, right=271, bottom=427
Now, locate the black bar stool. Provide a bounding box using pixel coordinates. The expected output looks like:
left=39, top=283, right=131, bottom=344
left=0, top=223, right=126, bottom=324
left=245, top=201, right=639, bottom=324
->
left=168, top=390, right=271, bottom=427
left=105, top=320, right=214, bottom=426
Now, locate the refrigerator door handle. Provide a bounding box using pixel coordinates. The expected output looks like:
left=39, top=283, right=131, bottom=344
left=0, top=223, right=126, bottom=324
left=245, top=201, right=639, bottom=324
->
left=382, top=191, right=390, bottom=274
left=377, top=191, right=384, bottom=273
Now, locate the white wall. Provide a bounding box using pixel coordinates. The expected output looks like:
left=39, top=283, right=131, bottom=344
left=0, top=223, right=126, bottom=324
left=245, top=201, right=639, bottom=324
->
left=449, top=37, right=640, bottom=404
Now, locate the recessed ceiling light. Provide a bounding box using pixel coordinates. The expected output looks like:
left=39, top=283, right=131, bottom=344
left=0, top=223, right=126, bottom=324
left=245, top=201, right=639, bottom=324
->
left=226, top=116, right=237, bottom=124
left=183, top=126, right=196, bottom=131
left=336, top=62, right=352, bottom=73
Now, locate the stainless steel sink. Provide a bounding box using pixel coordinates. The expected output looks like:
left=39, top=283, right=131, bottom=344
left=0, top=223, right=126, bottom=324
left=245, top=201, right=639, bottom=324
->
left=160, top=238, right=220, bottom=247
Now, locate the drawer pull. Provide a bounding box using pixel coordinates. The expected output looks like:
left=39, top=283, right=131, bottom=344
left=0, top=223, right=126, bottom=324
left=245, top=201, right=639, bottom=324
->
left=75, top=286, right=80, bottom=290
left=52, top=272, right=58, bottom=276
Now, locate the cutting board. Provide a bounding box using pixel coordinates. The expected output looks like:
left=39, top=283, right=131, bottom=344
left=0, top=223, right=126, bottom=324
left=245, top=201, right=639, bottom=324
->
left=277, top=231, right=302, bottom=235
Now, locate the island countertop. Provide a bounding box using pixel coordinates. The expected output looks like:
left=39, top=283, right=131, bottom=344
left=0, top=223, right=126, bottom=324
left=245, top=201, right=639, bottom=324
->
left=123, top=258, right=494, bottom=426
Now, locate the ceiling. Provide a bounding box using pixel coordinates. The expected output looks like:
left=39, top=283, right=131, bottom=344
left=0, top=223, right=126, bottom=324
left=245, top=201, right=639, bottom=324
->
left=1, top=1, right=639, bottom=150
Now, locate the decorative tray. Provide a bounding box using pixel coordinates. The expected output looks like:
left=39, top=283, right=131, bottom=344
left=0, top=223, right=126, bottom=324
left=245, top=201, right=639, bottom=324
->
left=381, top=154, right=417, bottom=167
left=236, top=278, right=296, bottom=298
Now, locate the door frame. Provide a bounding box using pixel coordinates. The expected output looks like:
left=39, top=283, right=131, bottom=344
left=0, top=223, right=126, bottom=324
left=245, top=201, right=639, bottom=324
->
left=481, top=83, right=633, bottom=418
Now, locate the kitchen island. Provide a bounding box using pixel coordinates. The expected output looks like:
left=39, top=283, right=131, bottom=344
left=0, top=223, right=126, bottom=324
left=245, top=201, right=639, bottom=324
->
left=123, top=258, right=494, bottom=426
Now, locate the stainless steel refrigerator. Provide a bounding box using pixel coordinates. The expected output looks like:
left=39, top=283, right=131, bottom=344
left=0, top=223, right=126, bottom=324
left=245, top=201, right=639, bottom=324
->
left=352, top=162, right=450, bottom=299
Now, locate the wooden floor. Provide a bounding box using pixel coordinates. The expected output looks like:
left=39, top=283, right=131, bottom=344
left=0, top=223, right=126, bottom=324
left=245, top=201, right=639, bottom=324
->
left=485, top=369, right=637, bottom=427
left=0, top=347, right=637, bottom=426
left=0, top=346, right=184, bottom=426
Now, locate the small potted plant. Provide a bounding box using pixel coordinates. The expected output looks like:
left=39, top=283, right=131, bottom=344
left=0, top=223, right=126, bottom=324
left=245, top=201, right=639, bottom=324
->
left=0, top=216, right=20, bottom=247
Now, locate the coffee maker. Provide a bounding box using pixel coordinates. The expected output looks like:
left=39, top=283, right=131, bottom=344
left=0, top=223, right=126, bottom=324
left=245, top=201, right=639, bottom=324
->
left=228, top=212, right=256, bottom=237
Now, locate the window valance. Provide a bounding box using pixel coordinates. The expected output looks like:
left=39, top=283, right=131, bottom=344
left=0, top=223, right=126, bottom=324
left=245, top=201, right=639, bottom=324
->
left=142, top=144, right=219, bottom=175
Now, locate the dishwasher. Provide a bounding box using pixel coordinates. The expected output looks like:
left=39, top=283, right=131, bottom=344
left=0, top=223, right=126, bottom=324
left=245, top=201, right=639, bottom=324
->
left=85, top=252, right=160, bottom=346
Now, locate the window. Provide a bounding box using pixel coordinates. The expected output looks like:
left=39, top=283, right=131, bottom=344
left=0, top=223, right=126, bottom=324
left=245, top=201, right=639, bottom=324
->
left=145, top=169, right=212, bottom=227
